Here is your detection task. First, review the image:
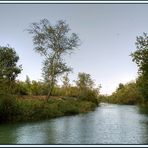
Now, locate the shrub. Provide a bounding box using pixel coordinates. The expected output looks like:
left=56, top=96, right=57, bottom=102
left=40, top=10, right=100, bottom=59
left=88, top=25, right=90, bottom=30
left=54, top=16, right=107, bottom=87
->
left=0, top=94, right=21, bottom=122
left=77, top=89, right=99, bottom=105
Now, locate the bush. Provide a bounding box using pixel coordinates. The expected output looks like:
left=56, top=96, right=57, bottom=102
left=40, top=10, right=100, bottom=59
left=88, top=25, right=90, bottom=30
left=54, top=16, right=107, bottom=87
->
left=0, top=95, right=97, bottom=123
left=136, top=75, right=148, bottom=102
left=0, top=94, right=21, bottom=122
left=77, top=89, right=99, bottom=105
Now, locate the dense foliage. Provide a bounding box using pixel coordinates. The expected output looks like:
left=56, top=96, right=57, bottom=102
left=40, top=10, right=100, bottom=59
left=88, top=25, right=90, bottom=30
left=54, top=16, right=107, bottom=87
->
left=131, top=33, right=148, bottom=102
left=0, top=46, right=22, bottom=82
left=0, top=96, right=97, bottom=123
left=12, top=73, right=100, bottom=105
left=0, top=72, right=100, bottom=123
left=105, top=82, right=142, bottom=104
left=0, top=46, right=22, bottom=94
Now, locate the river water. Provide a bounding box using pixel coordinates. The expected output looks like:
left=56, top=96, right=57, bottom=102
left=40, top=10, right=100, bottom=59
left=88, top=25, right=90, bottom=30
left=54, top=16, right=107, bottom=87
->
left=0, top=103, right=148, bottom=144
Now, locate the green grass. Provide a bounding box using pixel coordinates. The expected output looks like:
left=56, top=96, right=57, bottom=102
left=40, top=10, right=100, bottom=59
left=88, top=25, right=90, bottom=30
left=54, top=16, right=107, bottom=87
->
left=0, top=95, right=97, bottom=123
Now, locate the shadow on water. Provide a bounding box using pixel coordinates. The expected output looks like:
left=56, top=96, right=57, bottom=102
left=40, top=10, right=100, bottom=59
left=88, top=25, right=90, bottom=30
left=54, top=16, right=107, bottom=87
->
left=0, top=103, right=148, bottom=144
left=0, top=123, right=19, bottom=144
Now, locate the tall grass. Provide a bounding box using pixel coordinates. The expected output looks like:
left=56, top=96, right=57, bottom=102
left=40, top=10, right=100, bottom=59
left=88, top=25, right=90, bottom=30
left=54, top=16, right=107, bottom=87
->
left=0, top=95, right=97, bottom=123
left=0, top=94, right=21, bottom=122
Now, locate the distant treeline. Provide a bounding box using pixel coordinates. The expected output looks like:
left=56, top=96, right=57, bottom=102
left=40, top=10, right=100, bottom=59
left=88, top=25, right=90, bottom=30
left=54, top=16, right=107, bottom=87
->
left=101, top=33, right=148, bottom=106
left=101, top=81, right=142, bottom=105
left=9, top=73, right=100, bottom=105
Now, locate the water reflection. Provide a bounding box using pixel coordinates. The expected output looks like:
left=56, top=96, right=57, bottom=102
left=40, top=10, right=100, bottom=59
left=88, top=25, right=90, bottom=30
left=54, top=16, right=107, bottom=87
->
left=15, top=121, right=58, bottom=144
left=0, top=123, right=19, bottom=144
left=0, top=103, right=148, bottom=144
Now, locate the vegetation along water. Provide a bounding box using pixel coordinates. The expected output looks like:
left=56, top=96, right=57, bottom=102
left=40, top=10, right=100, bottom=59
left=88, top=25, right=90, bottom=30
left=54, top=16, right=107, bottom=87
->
left=0, top=19, right=148, bottom=144
left=0, top=103, right=148, bottom=144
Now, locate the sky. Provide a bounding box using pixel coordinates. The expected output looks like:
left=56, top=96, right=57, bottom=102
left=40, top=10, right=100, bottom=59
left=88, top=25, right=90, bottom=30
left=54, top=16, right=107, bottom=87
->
left=0, top=3, right=148, bottom=94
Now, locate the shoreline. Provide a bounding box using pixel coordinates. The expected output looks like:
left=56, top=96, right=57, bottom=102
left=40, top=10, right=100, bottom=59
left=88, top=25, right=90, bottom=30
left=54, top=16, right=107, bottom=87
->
left=0, top=95, right=98, bottom=124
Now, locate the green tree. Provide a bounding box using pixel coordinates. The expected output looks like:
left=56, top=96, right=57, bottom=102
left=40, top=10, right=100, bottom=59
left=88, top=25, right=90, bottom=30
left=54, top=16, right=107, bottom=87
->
left=28, top=19, right=80, bottom=99
left=76, top=72, right=94, bottom=90
left=131, top=33, right=148, bottom=101
left=0, top=46, right=22, bottom=94
left=25, top=75, right=31, bottom=95
left=136, top=75, right=148, bottom=102
left=75, top=72, right=99, bottom=105
left=25, top=75, right=31, bottom=85
left=15, top=81, right=28, bottom=95
left=117, top=83, right=124, bottom=91
left=31, top=80, right=42, bottom=95
left=109, top=82, right=142, bottom=104
left=62, top=73, right=70, bottom=88
left=131, top=32, right=148, bottom=75
left=62, top=73, right=70, bottom=96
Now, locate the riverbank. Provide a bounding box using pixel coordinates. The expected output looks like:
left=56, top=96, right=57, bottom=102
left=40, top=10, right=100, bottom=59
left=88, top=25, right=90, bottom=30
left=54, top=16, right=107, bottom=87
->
left=0, top=95, right=98, bottom=123
left=1, top=103, right=148, bottom=144
left=138, top=102, right=148, bottom=114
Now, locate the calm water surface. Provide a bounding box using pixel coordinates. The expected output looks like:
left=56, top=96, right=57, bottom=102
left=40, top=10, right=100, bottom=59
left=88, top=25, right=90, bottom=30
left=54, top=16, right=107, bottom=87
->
left=0, top=103, right=148, bottom=144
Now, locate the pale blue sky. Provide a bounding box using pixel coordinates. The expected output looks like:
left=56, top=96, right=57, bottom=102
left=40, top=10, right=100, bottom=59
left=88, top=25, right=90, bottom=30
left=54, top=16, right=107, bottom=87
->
left=0, top=4, right=147, bottom=94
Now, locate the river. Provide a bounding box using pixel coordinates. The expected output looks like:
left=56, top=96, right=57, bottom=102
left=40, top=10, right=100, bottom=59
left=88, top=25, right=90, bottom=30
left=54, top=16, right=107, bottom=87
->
left=0, top=103, right=148, bottom=144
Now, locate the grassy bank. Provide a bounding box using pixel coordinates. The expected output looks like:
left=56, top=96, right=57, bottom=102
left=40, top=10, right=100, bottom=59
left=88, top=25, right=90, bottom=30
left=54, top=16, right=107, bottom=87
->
left=0, top=94, right=98, bottom=123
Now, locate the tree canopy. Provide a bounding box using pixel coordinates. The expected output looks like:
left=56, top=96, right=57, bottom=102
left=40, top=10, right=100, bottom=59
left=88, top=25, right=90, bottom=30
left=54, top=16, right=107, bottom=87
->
left=131, top=33, right=148, bottom=101
left=28, top=19, right=80, bottom=98
left=76, top=72, right=94, bottom=90
left=0, top=46, right=22, bottom=82
left=131, top=32, right=148, bottom=76
left=0, top=46, right=22, bottom=94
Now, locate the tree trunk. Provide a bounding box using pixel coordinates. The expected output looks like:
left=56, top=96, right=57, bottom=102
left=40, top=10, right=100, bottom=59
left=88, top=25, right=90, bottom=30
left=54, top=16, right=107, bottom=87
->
left=46, top=90, right=51, bottom=100
left=47, top=87, right=52, bottom=100
left=46, top=80, right=54, bottom=101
